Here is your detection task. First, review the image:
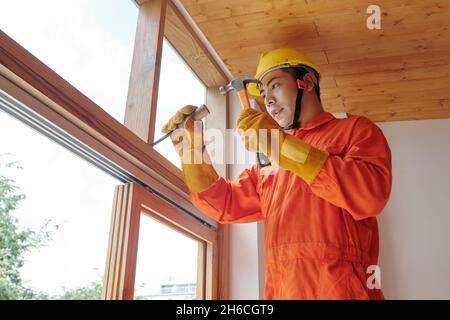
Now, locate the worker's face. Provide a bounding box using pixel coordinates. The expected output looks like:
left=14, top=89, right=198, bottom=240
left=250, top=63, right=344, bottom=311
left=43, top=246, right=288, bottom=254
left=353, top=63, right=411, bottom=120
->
left=258, top=69, right=298, bottom=128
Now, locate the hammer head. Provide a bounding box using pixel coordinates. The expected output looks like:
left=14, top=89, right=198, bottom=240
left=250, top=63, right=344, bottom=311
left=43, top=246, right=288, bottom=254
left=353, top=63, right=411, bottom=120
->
left=219, top=76, right=261, bottom=96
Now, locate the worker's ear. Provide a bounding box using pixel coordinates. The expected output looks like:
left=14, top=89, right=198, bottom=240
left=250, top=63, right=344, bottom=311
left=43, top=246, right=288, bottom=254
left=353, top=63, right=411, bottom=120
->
left=303, top=73, right=317, bottom=92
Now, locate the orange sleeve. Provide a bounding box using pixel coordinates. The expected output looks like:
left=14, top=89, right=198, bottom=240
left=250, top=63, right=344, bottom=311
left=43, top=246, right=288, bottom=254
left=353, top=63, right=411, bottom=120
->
left=310, top=117, right=392, bottom=221
left=189, top=165, right=263, bottom=224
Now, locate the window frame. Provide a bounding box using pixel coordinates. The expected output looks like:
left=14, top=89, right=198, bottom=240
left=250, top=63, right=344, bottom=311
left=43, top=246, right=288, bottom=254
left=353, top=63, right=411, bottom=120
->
left=102, top=182, right=216, bottom=300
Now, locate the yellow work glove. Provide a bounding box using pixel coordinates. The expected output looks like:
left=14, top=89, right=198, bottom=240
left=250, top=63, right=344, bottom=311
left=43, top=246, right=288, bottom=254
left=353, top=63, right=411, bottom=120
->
left=162, top=105, right=219, bottom=193
left=237, top=108, right=329, bottom=184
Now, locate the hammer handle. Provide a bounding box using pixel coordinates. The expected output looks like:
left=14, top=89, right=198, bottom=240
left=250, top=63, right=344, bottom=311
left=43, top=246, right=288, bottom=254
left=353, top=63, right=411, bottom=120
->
left=238, top=89, right=251, bottom=109
left=236, top=90, right=271, bottom=169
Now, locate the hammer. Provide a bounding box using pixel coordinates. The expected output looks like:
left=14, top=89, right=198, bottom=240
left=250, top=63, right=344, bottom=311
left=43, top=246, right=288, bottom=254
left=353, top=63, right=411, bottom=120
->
left=219, top=76, right=271, bottom=168
left=219, top=76, right=260, bottom=110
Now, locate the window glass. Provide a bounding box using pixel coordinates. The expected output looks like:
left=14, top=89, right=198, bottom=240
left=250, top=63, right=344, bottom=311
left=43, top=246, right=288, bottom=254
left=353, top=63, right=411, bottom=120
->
left=134, top=213, right=199, bottom=300
left=0, top=109, right=120, bottom=299
left=0, top=0, right=138, bottom=123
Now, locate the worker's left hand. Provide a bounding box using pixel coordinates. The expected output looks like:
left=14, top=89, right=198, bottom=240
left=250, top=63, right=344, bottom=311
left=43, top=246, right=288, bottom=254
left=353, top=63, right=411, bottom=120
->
left=237, top=108, right=285, bottom=157
left=161, top=105, right=204, bottom=158
left=161, top=106, right=219, bottom=193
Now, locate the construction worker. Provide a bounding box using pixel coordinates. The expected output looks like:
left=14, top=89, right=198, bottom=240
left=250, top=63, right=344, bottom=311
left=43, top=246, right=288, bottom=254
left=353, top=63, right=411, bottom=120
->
left=162, top=48, right=392, bottom=300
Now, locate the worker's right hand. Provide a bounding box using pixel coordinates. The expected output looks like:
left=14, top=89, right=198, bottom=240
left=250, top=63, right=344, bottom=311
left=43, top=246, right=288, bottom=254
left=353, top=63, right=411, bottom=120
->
left=161, top=106, right=218, bottom=193
left=161, top=105, right=204, bottom=160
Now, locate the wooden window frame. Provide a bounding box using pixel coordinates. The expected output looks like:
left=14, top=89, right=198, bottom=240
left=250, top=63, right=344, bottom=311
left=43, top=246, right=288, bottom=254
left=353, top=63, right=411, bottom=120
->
left=102, top=182, right=217, bottom=300
left=0, top=0, right=230, bottom=300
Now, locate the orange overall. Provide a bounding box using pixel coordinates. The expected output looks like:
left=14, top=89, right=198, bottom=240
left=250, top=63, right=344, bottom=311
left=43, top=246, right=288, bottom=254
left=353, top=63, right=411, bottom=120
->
left=191, top=112, right=392, bottom=299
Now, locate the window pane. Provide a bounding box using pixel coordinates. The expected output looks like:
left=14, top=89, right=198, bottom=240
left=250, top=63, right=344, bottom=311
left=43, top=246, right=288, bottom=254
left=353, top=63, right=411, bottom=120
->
left=0, top=0, right=138, bottom=123
left=0, top=109, right=120, bottom=299
left=153, top=39, right=206, bottom=168
left=134, top=214, right=199, bottom=300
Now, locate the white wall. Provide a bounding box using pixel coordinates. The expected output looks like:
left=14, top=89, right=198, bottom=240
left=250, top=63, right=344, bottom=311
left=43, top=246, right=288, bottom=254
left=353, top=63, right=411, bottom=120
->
left=227, top=94, right=262, bottom=299
left=228, top=220, right=261, bottom=299
left=378, top=118, right=450, bottom=299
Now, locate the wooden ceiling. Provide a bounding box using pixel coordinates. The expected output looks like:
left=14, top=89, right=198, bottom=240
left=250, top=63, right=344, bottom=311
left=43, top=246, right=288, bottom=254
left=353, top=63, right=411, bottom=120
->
left=179, top=0, right=450, bottom=122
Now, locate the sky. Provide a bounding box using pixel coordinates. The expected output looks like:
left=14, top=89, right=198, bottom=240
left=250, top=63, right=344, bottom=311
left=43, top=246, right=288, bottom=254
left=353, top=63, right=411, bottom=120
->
left=0, top=0, right=204, bottom=297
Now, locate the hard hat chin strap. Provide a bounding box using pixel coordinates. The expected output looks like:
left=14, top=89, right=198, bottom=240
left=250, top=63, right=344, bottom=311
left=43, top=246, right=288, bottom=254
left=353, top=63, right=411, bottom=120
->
left=284, top=67, right=321, bottom=130
left=284, top=68, right=307, bottom=130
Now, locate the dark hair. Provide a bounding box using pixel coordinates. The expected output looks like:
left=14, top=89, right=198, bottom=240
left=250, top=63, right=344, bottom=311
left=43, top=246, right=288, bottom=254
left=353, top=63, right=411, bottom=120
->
left=281, top=67, right=321, bottom=103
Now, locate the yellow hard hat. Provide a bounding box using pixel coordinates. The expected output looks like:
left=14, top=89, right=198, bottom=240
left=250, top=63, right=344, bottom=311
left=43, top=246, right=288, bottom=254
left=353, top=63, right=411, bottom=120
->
left=247, top=48, right=321, bottom=97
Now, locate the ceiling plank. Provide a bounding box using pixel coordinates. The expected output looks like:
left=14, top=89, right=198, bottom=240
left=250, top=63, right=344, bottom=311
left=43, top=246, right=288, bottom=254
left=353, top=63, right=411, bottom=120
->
left=180, top=0, right=450, bottom=121
left=322, top=76, right=450, bottom=100
left=334, top=65, right=450, bottom=87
